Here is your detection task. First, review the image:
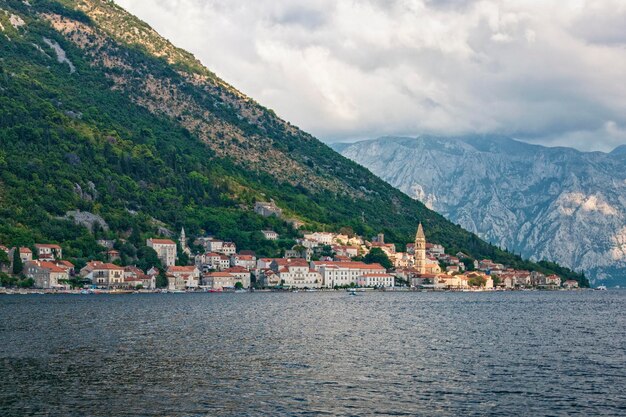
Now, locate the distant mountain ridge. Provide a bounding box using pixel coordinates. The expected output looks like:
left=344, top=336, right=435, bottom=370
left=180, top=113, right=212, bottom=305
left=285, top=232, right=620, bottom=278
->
left=335, top=136, right=626, bottom=286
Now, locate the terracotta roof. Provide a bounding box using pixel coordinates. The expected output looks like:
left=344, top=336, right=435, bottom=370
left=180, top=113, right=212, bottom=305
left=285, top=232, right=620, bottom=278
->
left=167, top=266, right=198, bottom=272
left=149, top=238, right=176, bottom=245
left=313, top=261, right=385, bottom=270
left=205, top=272, right=235, bottom=278
left=234, top=255, right=255, bottom=261
left=361, top=273, right=393, bottom=277
left=55, top=260, right=75, bottom=269
left=93, top=263, right=124, bottom=271
left=225, top=266, right=249, bottom=273
left=20, top=247, right=32, bottom=253
left=36, top=261, right=68, bottom=274
left=35, top=244, right=61, bottom=249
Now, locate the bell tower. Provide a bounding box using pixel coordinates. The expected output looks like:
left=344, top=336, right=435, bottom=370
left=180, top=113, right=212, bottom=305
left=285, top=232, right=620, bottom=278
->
left=414, top=222, right=426, bottom=274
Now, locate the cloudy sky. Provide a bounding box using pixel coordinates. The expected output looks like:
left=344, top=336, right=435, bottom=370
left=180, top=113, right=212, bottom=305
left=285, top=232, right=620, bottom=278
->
left=115, top=0, right=626, bottom=152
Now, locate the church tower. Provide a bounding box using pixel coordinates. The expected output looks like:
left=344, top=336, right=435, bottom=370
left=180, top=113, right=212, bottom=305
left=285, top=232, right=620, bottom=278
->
left=414, top=222, right=426, bottom=274
left=180, top=227, right=191, bottom=256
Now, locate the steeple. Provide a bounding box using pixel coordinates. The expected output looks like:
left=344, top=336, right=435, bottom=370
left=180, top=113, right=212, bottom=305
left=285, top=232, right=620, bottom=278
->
left=180, top=227, right=190, bottom=255
left=414, top=222, right=426, bottom=274
left=416, top=222, right=425, bottom=240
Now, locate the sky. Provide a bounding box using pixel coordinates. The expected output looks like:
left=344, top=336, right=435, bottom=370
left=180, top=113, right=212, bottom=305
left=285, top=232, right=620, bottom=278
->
left=114, top=0, right=626, bottom=152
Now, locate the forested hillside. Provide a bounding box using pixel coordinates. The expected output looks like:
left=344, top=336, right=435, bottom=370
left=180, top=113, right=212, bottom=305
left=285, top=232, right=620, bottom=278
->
left=0, top=0, right=587, bottom=284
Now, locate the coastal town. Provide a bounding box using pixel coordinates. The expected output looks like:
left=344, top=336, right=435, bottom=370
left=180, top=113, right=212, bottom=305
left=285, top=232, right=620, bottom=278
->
left=0, top=204, right=580, bottom=293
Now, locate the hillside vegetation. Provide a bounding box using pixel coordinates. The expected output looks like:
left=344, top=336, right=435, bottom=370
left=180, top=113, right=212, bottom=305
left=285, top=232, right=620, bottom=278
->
left=0, top=0, right=587, bottom=284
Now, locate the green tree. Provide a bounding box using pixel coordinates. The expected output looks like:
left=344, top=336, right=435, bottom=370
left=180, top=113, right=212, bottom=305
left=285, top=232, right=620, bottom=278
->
left=468, top=276, right=486, bottom=287
left=461, top=257, right=476, bottom=271
left=234, top=281, right=243, bottom=290
left=136, top=246, right=162, bottom=272
left=176, top=243, right=190, bottom=266
left=156, top=269, right=168, bottom=288
left=320, top=245, right=334, bottom=257
left=12, top=250, right=23, bottom=275
left=18, top=278, right=35, bottom=288
left=363, top=247, right=393, bottom=270
left=0, top=251, right=10, bottom=271
left=0, top=272, right=17, bottom=287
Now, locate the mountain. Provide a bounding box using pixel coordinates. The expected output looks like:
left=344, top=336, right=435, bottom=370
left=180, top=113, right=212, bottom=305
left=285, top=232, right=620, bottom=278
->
left=0, top=0, right=584, bottom=283
left=335, top=136, right=626, bottom=286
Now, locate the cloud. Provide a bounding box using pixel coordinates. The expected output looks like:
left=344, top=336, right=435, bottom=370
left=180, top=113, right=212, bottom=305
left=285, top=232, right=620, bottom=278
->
left=114, top=0, right=626, bottom=152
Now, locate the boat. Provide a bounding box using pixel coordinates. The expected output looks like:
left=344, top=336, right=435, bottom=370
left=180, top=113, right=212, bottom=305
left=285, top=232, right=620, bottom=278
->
left=596, top=285, right=607, bottom=291
left=347, top=289, right=359, bottom=296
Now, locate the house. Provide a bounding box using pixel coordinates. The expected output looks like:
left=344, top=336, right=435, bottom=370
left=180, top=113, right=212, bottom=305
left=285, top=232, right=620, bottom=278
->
left=357, top=273, right=395, bottom=288
left=285, top=247, right=312, bottom=261
left=196, top=252, right=231, bottom=271
left=223, top=266, right=251, bottom=288
left=89, top=263, right=125, bottom=288
left=426, top=243, right=446, bottom=258
left=167, top=274, right=186, bottom=291
left=275, top=259, right=322, bottom=289
left=433, top=274, right=469, bottom=290
left=262, top=230, right=279, bottom=241
left=544, top=274, right=561, bottom=287
left=35, top=244, right=62, bottom=260
left=146, top=238, right=177, bottom=267
left=333, top=245, right=359, bottom=258
left=409, top=273, right=439, bottom=288
left=167, top=266, right=200, bottom=289
left=425, top=258, right=442, bottom=274
left=303, top=232, right=334, bottom=245
left=202, top=272, right=237, bottom=290
left=17, top=247, right=33, bottom=263
left=107, top=249, right=121, bottom=262
left=124, top=266, right=154, bottom=289
left=259, top=269, right=281, bottom=287
left=53, top=260, right=75, bottom=276
left=563, top=280, right=579, bottom=289
left=370, top=242, right=396, bottom=255
left=23, top=260, right=69, bottom=289
left=220, top=242, right=237, bottom=256
left=312, top=261, right=386, bottom=288
left=254, top=201, right=283, bottom=217
left=230, top=254, right=256, bottom=270
left=256, top=258, right=275, bottom=270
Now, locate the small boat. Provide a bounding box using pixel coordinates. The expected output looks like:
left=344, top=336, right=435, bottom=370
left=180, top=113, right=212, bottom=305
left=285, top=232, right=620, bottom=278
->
left=347, top=289, right=358, bottom=296
left=596, top=285, right=607, bottom=291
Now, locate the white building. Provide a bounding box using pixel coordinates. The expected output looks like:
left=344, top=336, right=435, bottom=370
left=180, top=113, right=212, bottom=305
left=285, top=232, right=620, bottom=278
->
left=312, top=261, right=386, bottom=288
left=147, top=238, right=177, bottom=267
left=34, top=244, right=62, bottom=261
left=358, top=273, right=395, bottom=288
left=196, top=252, right=231, bottom=272
left=167, top=265, right=200, bottom=289
left=303, top=232, right=334, bottom=245
left=262, top=230, right=279, bottom=240
left=230, top=254, right=256, bottom=270
left=88, top=262, right=125, bottom=288
left=220, top=242, right=237, bottom=255
left=276, top=259, right=322, bottom=289
left=224, top=266, right=251, bottom=288
left=202, top=272, right=237, bottom=290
